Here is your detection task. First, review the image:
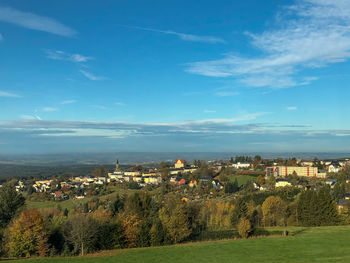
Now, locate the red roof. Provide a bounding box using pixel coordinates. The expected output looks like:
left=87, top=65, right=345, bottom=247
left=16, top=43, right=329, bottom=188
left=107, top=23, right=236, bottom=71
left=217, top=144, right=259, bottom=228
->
left=175, top=159, right=185, bottom=163
left=55, top=191, right=63, bottom=195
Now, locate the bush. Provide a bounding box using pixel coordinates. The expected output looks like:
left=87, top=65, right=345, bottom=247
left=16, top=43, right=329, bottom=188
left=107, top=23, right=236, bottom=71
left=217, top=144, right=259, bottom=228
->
left=237, top=217, right=252, bottom=239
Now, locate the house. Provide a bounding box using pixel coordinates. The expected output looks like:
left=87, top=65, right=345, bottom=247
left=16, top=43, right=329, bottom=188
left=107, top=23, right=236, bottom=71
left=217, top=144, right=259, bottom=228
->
left=253, top=182, right=260, bottom=190
left=275, top=179, right=292, bottom=188
left=53, top=191, right=65, bottom=200
left=328, top=162, right=342, bottom=173
left=189, top=180, right=197, bottom=188
left=212, top=179, right=223, bottom=189
left=174, top=178, right=186, bottom=185
left=231, top=162, right=251, bottom=169
left=175, top=159, right=185, bottom=169
left=345, top=193, right=350, bottom=200
left=199, top=177, right=212, bottom=183
left=170, top=176, right=177, bottom=183
left=325, top=178, right=337, bottom=187
left=337, top=199, right=348, bottom=211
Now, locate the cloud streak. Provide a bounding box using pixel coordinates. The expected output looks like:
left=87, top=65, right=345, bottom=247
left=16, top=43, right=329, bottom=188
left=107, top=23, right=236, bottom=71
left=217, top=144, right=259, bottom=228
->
left=121, top=25, right=226, bottom=44
left=0, top=6, right=76, bottom=37
left=42, top=107, right=58, bottom=112
left=80, top=70, right=105, bottom=81
left=45, top=50, right=93, bottom=63
left=0, top=90, right=20, bottom=98
left=186, top=0, right=350, bottom=88
left=60, top=100, right=76, bottom=105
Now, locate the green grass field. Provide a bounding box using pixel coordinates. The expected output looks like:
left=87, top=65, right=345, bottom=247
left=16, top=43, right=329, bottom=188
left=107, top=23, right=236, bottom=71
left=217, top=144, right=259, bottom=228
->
left=228, top=175, right=256, bottom=186
left=12, top=225, right=350, bottom=263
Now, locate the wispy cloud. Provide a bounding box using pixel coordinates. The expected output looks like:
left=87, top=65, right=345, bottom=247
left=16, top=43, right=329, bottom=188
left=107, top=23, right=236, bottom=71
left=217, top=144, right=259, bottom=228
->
left=186, top=0, right=350, bottom=88
left=45, top=50, right=93, bottom=63
left=60, top=99, right=76, bottom=105
left=115, top=102, right=126, bottom=106
left=215, top=91, right=240, bottom=97
left=0, top=90, right=20, bottom=98
left=20, top=115, right=41, bottom=120
left=204, top=110, right=216, bottom=113
left=80, top=70, right=105, bottom=81
left=0, top=7, right=76, bottom=37
left=43, top=107, right=58, bottom=112
left=121, top=25, right=226, bottom=44
left=286, top=106, right=297, bottom=111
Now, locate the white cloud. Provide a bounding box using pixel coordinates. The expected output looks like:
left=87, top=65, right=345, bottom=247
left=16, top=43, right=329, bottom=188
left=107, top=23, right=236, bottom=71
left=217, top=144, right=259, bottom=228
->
left=121, top=25, right=225, bottom=44
left=204, top=110, right=216, bottom=113
left=80, top=70, right=105, bottom=81
left=0, top=7, right=76, bottom=37
left=0, top=90, right=20, bottom=97
left=286, top=106, right=297, bottom=111
left=114, top=102, right=126, bottom=106
left=60, top=100, right=76, bottom=105
left=43, top=107, right=58, bottom=112
left=186, top=0, right=350, bottom=88
left=45, top=50, right=93, bottom=63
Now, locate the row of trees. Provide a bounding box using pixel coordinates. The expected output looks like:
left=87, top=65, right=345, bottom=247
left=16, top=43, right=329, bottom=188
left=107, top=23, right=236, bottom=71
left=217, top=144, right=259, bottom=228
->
left=0, top=179, right=344, bottom=258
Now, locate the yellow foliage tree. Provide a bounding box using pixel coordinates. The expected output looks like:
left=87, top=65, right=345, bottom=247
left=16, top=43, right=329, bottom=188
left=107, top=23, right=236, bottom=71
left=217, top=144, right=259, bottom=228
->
left=262, top=196, right=287, bottom=227
left=121, top=213, right=141, bottom=247
left=7, top=209, right=48, bottom=258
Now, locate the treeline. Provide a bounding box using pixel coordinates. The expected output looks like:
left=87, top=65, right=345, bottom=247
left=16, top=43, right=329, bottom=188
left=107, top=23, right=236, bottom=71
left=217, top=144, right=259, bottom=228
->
left=0, top=182, right=344, bottom=259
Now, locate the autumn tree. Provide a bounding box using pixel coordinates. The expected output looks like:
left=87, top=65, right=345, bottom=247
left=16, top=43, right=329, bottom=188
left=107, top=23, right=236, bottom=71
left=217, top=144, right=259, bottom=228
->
left=159, top=197, right=190, bottom=243
left=64, top=214, right=98, bottom=255
left=7, top=209, right=49, bottom=257
left=237, top=217, right=252, bottom=239
left=121, top=213, right=141, bottom=247
left=257, top=175, right=265, bottom=186
left=262, top=196, right=287, bottom=227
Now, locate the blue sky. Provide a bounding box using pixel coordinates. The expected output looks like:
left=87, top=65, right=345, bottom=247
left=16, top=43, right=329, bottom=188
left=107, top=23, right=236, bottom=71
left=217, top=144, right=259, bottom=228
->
left=0, top=0, right=350, bottom=154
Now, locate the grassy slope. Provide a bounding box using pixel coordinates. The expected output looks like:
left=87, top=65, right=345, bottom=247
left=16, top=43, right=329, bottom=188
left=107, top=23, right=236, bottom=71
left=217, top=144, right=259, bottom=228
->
left=228, top=175, right=256, bottom=186
left=13, top=226, right=350, bottom=263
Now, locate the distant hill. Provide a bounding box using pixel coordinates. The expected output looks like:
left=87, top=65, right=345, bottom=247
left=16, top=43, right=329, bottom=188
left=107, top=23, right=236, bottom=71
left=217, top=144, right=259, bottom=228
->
left=0, top=152, right=349, bottom=166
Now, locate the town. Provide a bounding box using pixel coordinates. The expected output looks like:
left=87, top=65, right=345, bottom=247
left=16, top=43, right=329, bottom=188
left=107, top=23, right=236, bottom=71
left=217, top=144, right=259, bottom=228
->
left=8, top=156, right=350, bottom=210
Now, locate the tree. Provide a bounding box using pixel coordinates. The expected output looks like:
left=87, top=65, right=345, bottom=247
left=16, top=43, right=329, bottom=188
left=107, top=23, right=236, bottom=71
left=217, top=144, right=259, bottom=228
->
left=333, top=182, right=345, bottom=201
left=257, top=175, right=265, bottom=186
left=237, top=217, right=252, bottom=239
left=64, top=214, right=98, bottom=255
left=0, top=183, right=25, bottom=229
left=297, top=187, right=339, bottom=226
left=7, top=209, right=49, bottom=257
left=121, top=213, right=141, bottom=247
left=159, top=197, right=190, bottom=243
left=231, top=199, right=248, bottom=226
left=262, top=196, right=287, bottom=227
left=224, top=179, right=238, bottom=194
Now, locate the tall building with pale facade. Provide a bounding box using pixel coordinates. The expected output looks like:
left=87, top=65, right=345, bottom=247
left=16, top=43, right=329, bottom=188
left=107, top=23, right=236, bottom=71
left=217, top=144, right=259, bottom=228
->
left=266, top=166, right=325, bottom=178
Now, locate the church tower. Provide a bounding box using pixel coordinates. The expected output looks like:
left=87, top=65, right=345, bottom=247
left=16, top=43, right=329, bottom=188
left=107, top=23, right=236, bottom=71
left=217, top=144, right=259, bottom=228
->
left=115, top=159, right=119, bottom=171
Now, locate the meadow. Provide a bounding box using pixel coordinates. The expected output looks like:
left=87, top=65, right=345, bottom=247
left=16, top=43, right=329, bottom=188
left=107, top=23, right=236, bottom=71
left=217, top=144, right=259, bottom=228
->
left=228, top=174, right=257, bottom=186
left=12, top=225, right=350, bottom=263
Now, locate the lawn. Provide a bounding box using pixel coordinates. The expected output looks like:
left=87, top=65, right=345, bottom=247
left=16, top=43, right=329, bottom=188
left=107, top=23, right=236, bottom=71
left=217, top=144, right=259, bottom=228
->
left=228, top=175, right=257, bottom=186
left=12, top=225, right=350, bottom=263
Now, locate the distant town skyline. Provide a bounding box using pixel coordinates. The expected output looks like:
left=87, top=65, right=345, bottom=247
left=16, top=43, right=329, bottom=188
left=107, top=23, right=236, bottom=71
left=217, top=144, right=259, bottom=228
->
left=0, top=0, right=350, bottom=153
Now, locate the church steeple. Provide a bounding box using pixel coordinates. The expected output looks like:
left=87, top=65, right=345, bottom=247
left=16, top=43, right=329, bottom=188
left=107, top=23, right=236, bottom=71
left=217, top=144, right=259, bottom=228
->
left=115, top=159, right=119, bottom=170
